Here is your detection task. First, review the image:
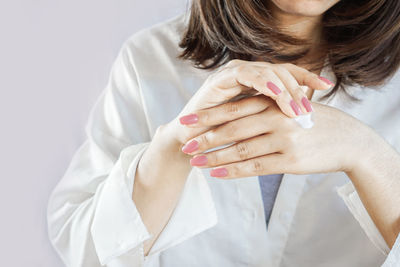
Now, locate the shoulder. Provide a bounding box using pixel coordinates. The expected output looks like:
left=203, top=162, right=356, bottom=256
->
left=126, top=13, right=188, bottom=51
left=119, top=13, right=191, bottom=73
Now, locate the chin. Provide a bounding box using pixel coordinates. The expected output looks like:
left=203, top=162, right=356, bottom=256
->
left=269, top=0, right=340, bottom=17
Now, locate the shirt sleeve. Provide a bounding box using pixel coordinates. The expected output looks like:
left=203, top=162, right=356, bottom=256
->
left=46, top=39, right=218, bottom=267
left=336, top=181, right=400, bottom=266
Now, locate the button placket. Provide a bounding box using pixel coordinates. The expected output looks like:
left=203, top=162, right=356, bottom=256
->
left=265, top=173, right=308, bottom=266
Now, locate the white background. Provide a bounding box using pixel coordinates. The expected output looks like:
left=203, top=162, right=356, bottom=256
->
left=0, top=1, right=188, bottom=266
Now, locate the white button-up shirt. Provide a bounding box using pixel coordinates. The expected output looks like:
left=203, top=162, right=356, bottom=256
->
left=47, top=13, right=400, bottom=267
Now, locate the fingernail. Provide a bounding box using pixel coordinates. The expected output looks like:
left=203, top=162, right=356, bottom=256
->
left=210, top=167, right=228, bottom=177
left=266, top=81, right=282, bottom=95
left=290, top=99, right=301, bottom=116
left=318, top=76, right=334, bottom=86
left=290, top=100, right=302, bottom=116
left=190, top=155, right=208, bottom=166
left=179, top=114, right=198, bottom=125
left=182, top=140, right=199, bottom=154
left=301, top=97, right=313, bottom=112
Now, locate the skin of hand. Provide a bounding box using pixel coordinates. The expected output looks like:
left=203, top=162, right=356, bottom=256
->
left=173, top=59, right=333, bottom=148
left=133, top=59, right=332, bottom=255
left=180, top=95, right=366, bottom=176
left=179, top=94, right=400, bottom=248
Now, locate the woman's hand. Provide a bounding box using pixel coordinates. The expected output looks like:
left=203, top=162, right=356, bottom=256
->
left=179, top=95, right=370, bottom=178
left=169, top=59, right=334, bottom=147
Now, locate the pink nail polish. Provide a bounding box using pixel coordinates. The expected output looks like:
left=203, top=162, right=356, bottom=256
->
left=190, top=155, right=208, bottom=166
left=318, top=76, right=334, bottom=86
left=301, top=97, right=313, bottom=112
left=266, top=81, right=282, bottom=95
left=290, top=100, right=302, bottom=116
left=182, top=140, right=199, bottom=154
left=210, top=167, right=228, bottom=177
left=179, top=114, right=198, bottom=125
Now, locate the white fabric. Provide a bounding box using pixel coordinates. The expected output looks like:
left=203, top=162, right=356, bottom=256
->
left=47, top=13, right=400, bottom=267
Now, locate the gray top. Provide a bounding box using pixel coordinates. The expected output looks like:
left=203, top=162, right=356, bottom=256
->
left=258, top=174, right=284, bottom=228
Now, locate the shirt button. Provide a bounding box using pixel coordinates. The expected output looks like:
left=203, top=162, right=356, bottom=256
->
left=245, top=209, right=257, bottom=220
left=279, top=211, right=291, bottom=224
left=251, top=210, right=257, bottom=220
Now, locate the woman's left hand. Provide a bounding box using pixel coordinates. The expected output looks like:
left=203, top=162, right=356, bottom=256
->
left=180, top=95, right=372, bottom=178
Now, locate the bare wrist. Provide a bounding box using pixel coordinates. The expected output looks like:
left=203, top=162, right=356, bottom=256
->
left=135, top=120, right=191, bottom=188
left=154, top=119, right=189, bottom=158
left=345, top=126, right=387, bottom=179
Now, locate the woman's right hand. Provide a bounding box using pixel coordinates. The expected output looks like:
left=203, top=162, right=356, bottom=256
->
left=169, top=59, right=334, bottom=146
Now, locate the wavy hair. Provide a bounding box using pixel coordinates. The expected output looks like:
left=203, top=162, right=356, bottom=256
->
left=178, top=0, right=400, bottom=102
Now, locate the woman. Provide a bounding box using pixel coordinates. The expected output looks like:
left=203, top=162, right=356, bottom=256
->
left=47, top=0, right=400, bottom=266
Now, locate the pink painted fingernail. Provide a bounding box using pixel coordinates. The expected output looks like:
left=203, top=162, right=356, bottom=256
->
left=182, top=140, right=199, bottom=154
left=301, top=97, right=313, bottom=112
left=179, top=114, right=198, bottom=125
left=210, top=167, right=228, bottom=177
left=318, top=76, right=334, bottom=86
left=290, top=100, right=302, bottom=116
left=266, top=81, right=282, bottom=95
left=190, top=155, right=208, bottom=166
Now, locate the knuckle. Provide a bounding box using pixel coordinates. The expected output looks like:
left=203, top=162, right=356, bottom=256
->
left=208, top=151, right=219, bottom=166
left=273, top=65, right=287, bottom=73
left=230, top=164, right=241, bottom=177
left=224, top=101, right=240, bottom=114
left=235, top=142, right=250, bottom=160
left=254, top=71, right=263, bottom=80
left=234, top=64, right=248, bottom=75
left=281, top=63, right=295, bottom=69
left=200, top=111, right=210, bottom=125
left=200, top=133, right=211, bottom=147
left=226, top=59, right=242, bottom=68
left=260, top=68, right=274, bottom=77
left=251, top=159, right=264, bottom=173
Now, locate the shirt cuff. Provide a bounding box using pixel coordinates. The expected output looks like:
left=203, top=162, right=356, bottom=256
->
left=144, top=166, right=218, bottom=257
left=91, top=141, right=218, bottom=265
left=382, top=231, right=400, bottom=267
left=90, top=142, right=152, bottom=266
left=336, top=181, right=390, bottom=255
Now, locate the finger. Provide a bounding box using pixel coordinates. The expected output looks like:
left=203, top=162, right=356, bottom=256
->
left=251, top=68, right=302, bottom=118
left=181, top=110, right=273, bottom=155
left=273, top=66, right=313, bottom=114
left=180, top=95, right=273, bottom=127
left=190, top=133, right=282, bottom=167
left=282, top=63, right=335, bottom=90
left=210, top=62, right=311, bottom=118
left=212, top=64, right=298, bottom=118
left=208, top=153, right=287, bottom=179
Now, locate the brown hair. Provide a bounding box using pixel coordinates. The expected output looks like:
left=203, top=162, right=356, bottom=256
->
left=178, top=0, right=400, bottom=102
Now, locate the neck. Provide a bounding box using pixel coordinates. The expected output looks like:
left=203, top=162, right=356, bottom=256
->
left=267, top=1, right=323, bottom=42
left=264, top=1, right=325, bottom=71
